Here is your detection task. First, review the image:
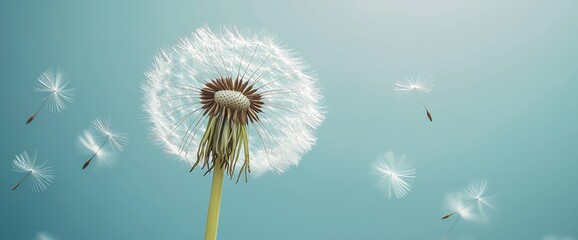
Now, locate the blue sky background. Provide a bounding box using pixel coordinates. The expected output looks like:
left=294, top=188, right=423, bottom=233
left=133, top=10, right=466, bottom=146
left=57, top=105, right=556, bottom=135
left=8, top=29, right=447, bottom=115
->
left=1, top=1, right=577, bottom=239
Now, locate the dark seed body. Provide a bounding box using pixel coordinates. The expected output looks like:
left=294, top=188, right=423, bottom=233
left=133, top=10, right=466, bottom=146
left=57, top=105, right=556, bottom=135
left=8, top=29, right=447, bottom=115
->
left=26, top=115, right=35, bottom=125
left=82, top=159, right=92, bottom=169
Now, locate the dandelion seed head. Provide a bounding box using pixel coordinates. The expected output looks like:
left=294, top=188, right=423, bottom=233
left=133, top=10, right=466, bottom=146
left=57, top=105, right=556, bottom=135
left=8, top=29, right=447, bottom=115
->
left=11, top=151, right=53, bottom=192
left=143, top=26, right=324, bottom=177
left=34, top=68, right=74, bottom=113
left=372, top=151, right=416, bottom=199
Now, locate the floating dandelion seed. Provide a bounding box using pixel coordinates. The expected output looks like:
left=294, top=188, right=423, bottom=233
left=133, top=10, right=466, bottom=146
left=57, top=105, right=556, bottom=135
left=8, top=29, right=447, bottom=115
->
left=394, top=74, right=434, bottom=122
left=78, top=130, right=112, bottom=167
left=442, top=179, right=496, bottom=238
left=143, top=26, right=324, bottom=239
left=460, top=179, right=496, bottom=220
left=442, top=179, right=496, bottom=220
left=26, top=69, right=74, bottom=125
left=372, top=151, right=416, bottom=199
left=11, top=151, right=53, bottom=192
left=81, top=117, right=127, bottom=170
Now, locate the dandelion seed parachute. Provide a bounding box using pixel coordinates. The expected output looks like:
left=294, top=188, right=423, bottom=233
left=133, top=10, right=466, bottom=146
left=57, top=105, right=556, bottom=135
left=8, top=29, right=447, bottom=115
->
left=26, top=69, right=74, bottom=125
left=394, top=74, right=434, bottom=122
left=372, top=151, right=416, bottom=199
left=11, top=151, right=53, bottom=192
left=442, top=179, right=495, bottom=221
left=81, top=117, right=127, bottom=170
left=142, top=26, right=324, bottom=240
left=441, top=179, right=496, bottom=238
left=460, top=179, right=496, bottom=220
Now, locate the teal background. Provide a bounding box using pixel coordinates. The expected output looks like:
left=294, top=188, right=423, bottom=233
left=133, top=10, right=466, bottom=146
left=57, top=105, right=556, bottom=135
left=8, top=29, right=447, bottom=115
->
left=1, top=1, right=577, bottom=239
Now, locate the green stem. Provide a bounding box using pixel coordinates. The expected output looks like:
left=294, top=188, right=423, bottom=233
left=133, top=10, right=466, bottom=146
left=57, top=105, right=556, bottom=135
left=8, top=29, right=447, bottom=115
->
left=205, top=163, right=225, bottom=240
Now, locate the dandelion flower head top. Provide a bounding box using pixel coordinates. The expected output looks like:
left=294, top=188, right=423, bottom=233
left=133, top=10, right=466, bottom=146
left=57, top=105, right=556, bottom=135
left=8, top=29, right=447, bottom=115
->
left=26, top=68, right=74, bottom=124
left=143, top=26, right=324, bottom=179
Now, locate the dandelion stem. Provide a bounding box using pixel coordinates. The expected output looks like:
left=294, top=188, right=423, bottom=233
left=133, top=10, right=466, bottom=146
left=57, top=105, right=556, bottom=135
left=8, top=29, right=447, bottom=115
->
left=83, top=136, right=109, bottom=170
left=11, top=171, right=32, bottom=191
left=26, top=96, right=50, bottom=125
left=205, top=162, right=225, bottom=240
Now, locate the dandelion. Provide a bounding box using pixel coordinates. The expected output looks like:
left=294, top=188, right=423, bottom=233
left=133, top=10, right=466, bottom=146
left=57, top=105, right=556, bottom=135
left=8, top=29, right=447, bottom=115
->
left=81, top=117, right=127, bottom=170
left=394, top=74, right=434, bottom=122
left=26, top=69, right=74, bottom=125
left=441, top=179, right=496, bottom=238
left=143, top=26, right=324, bottom=239
left=11, top=151, right=53, bottom=192
left=372, top=151, right=416, bottom=199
